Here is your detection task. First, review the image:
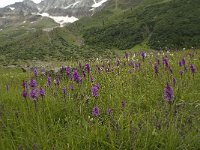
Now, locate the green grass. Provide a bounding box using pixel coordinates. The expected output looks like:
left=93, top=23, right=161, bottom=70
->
left=0, top=50, right=199, bottom=149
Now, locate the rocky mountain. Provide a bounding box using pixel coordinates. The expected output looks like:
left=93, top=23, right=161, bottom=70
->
left=0, top=0, right=110, bottom=27
left=0, top=0, right=38, bottom=16
left=38, top=0, right=109, bottom=17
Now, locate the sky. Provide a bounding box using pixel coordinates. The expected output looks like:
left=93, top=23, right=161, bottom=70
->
left=0, top=0, right=42, bottom=8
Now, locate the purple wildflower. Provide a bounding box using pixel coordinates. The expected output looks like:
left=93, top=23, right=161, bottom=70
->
left=164, top=83, right=173, bottom=103
left=30, top=89, right=37, bottom=100
left=30, top=79, right=37, bottom=88
left=55, top=78, right=60, bottom=86
left=39, top=88, right=45, bottom=97
left=116, top=59, right=120, bottom=66
left=91, top=84, right=99, bottom=97
left=162, top=57, right=169, bottom=67
left=90, top=76, right=94, bottom=83
left=22, top=80, right=28, bottom=89
left=61, top=66, right=65, bottom=72
left=62, top=88, right=67, bottom=95
left=182, top=58, right=186, bottom=66
left=154, top=64, right=159, bottom=74
left=73, top=70, right=80, bottom=83
left=141, top=52, right=146, bottom=61
left=179, top=70, right=183, bottom=76
left=129, top=61, right=134, bottom=67
left=47, top=76, right=51, bottom=86
left=125, top=52, right=128, bottom=59
left=22, top=90, right=28, bottom=99
left=33, top=68, right=38, bottom=77
left=85, top=64, right=90, bottom=74
left=190, top=64, right=196, bottom=74
left=92, top=106, right=100, bottom=117
left=66, top=67, right=71, bottom=76
left=178, top=61, right=182, bottom=67
left=135, top=63, right=139, bottom=69
left=82, top=70, right=86, bottom=78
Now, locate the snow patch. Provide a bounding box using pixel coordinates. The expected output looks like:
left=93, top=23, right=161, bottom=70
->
left=92, top=0, right=108, bottom=8
left=9, top=7, right=15, bottom=10
left=63, top=5, right=71, bottom=9
left=0, top=29, right=2, bottom=31
left=23, top=21, right=26, bottom=24
left=38, top=13, right=79, bottom=27
left=72, top=1, right=80, bottom=7
left=90, top=0, right=108, bottom=11
left=30, top=21, right=36, bottom=24
left=32, top=0, right=42, bottom=4
left=39, top=13, right=49, bottom=17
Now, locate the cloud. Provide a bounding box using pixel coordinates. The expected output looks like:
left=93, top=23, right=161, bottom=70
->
left=0, top=0, right=42, bottom=8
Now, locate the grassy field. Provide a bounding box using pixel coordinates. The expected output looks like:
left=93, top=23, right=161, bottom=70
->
left=0, top=50, right=199, bottom=149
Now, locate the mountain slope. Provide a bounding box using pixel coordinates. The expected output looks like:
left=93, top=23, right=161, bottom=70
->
left=71, top=0, right=200, bottom=50
left=0, top=27, right=114, bottom=64
left=0, top=0, right=110, bottom=28
left=0, top=0, right=200, bottom=65
left=38, top=0, right=109, bottom=17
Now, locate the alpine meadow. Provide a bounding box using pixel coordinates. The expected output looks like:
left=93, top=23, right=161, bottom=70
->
left=0, top=0, right=199, bottom=149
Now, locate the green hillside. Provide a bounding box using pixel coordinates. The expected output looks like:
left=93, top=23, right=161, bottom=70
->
left=0, top=17, right=114, bottom=64
left=74, top=0, right=200, bottom=50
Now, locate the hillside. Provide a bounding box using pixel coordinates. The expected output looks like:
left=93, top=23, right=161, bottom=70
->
left=73, top=0, right=200, bottom=50
left=0, top=26, right=114, bottom=64
left=0, top=0, right=200, bottom=64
